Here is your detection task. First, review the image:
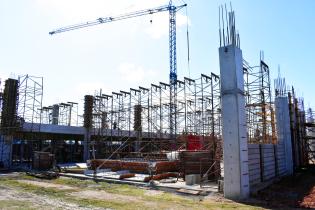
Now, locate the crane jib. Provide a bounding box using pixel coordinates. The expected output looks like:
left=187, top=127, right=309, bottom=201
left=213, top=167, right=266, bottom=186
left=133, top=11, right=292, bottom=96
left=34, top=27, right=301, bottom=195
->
left=49, top=4, right=186, bottom=35
left=49, top=2, right=187, bottom=140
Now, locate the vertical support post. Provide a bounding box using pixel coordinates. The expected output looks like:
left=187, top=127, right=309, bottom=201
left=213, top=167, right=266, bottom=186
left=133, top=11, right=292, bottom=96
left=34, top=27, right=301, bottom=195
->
left=0, top=135, right=13, bottom=168
left=219, top=45, right=249, bottom=199
left=52, top=104, right=59, bottom=125
left=275, top=96, right=293, bottom=175
left=83, top=131, right=91, bottom=161
left=83, top=95, right=93, bottom=161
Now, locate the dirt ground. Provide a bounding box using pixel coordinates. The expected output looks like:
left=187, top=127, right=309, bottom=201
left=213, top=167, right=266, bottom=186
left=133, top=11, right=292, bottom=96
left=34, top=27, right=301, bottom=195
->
left=250, top=166, right=315, bottom=209
left=2, top=168, right=315, bottom=209
left=0, top=172, right=263, bottom=210
left=0, top=185, right=104, bottom=210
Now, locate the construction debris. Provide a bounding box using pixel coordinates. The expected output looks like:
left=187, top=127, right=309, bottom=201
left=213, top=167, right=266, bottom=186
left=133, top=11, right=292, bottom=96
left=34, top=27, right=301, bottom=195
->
left=26, top=171, right=59, bottom=180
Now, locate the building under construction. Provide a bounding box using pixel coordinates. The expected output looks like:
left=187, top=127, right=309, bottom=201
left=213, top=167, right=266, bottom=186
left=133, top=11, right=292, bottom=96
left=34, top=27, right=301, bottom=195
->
left=0, top=4, right=314, bottom=200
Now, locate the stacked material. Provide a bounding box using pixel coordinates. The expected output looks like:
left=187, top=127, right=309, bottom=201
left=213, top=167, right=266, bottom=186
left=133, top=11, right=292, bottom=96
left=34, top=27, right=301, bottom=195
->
left=33, top=151, right=55, bottom=170
left=180, top=150, right=217, bottom=179
left=88, top=159, right=179, bottom=174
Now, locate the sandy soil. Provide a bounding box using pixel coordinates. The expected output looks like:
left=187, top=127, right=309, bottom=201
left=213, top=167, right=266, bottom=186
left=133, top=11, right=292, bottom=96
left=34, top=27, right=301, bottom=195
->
left=0, top=185, right=105, bottom=210
left=69, top=190, right=139, bottom=202
left=18, top=179, right=77, bottom=190
left=69, top=189, right=162, bottom=209
left=251, top=166, right=315, bottom=209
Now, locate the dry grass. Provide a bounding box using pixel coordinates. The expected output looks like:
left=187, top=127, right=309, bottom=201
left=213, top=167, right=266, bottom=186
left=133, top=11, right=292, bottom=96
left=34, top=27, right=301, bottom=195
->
left=0, top=173, right=266, bottom=210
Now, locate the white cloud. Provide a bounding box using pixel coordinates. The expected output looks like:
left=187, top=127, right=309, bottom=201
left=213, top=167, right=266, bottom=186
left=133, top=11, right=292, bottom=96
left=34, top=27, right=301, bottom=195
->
left=118, top=63, right=157, bottom=83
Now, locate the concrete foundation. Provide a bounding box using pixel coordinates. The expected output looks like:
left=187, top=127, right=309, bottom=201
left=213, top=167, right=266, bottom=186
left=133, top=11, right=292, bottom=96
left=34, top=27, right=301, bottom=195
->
left=219, top=45, right=250, bottom=199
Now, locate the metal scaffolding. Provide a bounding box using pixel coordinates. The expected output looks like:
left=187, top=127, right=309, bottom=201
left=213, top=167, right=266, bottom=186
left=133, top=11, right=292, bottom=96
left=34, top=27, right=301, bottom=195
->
left=243, top=58, right=277, bottom=144
left=89, top=73, right=222, bottom=157
left=40, top=102, right=79, bottom=126
left=305, top=108, right=315, bottom=164
left=17, top=75, right=43, bottom=126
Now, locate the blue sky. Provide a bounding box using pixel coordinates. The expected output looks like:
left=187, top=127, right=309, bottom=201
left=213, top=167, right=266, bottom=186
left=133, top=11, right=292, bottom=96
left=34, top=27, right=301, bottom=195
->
left=1, top=0, right=314, bottom=111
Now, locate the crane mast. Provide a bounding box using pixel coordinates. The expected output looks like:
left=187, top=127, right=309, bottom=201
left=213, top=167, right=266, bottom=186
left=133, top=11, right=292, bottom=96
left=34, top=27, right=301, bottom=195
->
left=168, top=4, right=177, bottom=145
left=49, top=2, right=187, bottom=144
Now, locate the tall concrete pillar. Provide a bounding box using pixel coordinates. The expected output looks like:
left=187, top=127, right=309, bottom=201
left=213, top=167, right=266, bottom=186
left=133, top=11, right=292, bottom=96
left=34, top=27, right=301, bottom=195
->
left=52, top=104, right=59, bottom=125
left=83, top=131, right=91, bottom=161
left=219, top=45, right=250, bottom=199
left=83, top=95, right=93, bottom=161
left=275, top=97, right=293, bottom=175
left=0, top=135, right=13, bottom=168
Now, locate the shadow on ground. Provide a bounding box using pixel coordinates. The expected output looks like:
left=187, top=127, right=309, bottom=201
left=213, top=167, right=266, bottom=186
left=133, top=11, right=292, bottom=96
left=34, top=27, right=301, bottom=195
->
left=242, top=165, right=315, bottom=209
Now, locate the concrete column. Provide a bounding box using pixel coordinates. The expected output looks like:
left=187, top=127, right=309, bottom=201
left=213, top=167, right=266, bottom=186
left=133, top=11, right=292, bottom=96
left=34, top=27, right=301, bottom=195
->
left=52, top=104, right=59, bottom=125
left=275, top=97, right=293, bottom=175
left=83, top=131, right=90, bottom=161
left=219, top=45, right=249, bottom=199
left=0, top=135, right=13, bottom=168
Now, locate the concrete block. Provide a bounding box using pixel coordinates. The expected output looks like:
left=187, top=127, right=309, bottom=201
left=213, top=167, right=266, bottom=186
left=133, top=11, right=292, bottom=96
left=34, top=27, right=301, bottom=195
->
left=218, top=180, right=224, bottom=193
left=185, top=174, right=200, bottom=185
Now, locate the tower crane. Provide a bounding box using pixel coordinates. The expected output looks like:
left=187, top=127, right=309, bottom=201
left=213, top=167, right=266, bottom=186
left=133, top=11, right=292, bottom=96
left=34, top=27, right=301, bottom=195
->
left=49, top=1, right=187, bottom=143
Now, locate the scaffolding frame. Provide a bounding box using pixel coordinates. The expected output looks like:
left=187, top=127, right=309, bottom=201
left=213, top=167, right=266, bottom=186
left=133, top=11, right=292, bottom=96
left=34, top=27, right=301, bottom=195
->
left=243, top=59, right=277, bottom=144
left=17, top=75, right=43, bottom=126
left=89, top=73, right=222, bottom=157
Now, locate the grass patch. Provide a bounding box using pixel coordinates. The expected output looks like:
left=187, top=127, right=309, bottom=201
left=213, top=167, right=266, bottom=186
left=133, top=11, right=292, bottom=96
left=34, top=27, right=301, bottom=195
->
left=0, top=178, right=69, bottom=198
left=0, top=177, right=145, bottom=209
left=0, top=200, right=36, bottom=210
left=53, top=177, right=146, bottom=197
left=104, top=183, right=146, bottom=197
left=0, top=175, right=265, bottom=210
left=202, top=202, right=264, bottom=210
left=70, top=197, right=145, bottom=210
left=53, top=177, right=100, bottom=188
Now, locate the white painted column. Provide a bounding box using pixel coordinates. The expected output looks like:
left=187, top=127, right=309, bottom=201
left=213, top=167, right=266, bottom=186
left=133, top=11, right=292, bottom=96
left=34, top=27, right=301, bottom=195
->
left=275, top=97, right=293, bottom=175
left=219, top=45, right=250, bottom=199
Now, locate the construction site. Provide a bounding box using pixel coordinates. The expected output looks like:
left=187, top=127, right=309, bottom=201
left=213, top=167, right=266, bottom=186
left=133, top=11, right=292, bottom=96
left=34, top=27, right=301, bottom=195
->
left=1, top=1, right=315, bottom=209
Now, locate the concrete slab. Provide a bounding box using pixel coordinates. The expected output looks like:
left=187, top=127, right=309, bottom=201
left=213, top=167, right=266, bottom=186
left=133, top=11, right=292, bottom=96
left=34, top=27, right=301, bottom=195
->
left=59, top=173, right=219, bottom=193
